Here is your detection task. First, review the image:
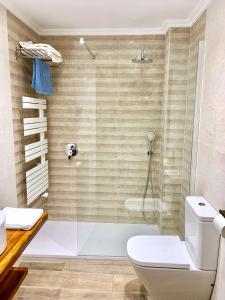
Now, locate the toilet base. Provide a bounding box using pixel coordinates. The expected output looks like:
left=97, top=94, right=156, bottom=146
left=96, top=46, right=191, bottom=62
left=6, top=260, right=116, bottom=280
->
left=132, top=263, right=216, bottom=300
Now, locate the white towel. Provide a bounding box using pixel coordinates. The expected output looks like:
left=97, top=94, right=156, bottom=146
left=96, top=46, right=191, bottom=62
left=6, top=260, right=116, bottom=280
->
left=2, top=207, right=43, bottom=230
left=19, top=41, right=63, bottom=63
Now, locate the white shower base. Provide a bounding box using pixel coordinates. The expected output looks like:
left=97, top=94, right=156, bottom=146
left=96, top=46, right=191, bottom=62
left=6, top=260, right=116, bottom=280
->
left=23, top=221, right=160, bottom=257
left=23, top=221, right=78, bottom=257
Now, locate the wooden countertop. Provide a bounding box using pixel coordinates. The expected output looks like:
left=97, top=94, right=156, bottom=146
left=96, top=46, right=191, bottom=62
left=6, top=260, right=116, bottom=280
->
left=0, top=212, right=48, bottom=282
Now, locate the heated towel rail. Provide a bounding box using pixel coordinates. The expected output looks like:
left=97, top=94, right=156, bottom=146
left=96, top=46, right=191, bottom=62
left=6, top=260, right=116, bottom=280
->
left=22, top=97, right=49, bottom=204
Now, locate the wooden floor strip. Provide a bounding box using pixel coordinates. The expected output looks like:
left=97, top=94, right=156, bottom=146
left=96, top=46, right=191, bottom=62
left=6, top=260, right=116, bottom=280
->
left=14, top=258, right=147, bottom=300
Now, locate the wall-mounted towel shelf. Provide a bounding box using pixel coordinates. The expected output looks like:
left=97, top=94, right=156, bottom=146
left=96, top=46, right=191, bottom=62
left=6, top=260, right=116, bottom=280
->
left=22, top=97, right=49, bottom=205
left=15, top=46, right=62, bottom=67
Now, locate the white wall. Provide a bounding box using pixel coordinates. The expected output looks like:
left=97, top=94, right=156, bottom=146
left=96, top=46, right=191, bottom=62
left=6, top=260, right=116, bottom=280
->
left=195, top=0, right=225, bottom=298
left=0, top=4, right=17, bottom=208
left=195, top=0, right=225, bottom=210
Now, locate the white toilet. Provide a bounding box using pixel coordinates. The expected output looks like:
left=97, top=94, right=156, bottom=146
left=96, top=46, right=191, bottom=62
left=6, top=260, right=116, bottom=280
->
left=127, top=196, right=220, bottom=300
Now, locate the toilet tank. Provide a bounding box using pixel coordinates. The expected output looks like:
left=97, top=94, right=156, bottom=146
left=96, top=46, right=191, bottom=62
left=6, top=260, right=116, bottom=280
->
left=185, top=196, right=220, bottom=271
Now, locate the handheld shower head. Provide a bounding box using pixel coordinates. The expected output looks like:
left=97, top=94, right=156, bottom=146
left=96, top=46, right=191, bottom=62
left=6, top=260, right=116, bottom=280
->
left=146, top=131, right=155, bottom=155
left=146, top=131, right=155, bottom=143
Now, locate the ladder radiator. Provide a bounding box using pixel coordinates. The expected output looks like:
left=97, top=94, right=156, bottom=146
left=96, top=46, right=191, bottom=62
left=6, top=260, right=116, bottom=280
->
left=22, top=96, right=48, bottom=204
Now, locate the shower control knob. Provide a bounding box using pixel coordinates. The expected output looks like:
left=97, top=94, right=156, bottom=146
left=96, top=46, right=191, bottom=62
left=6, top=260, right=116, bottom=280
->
left=65, top=144, right=78, bottom=159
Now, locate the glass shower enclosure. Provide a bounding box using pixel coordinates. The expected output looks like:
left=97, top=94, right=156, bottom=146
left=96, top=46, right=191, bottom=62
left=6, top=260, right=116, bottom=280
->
left=23, top=31, right=204, bottom=258
left=76, top=36, right=165, bottom=256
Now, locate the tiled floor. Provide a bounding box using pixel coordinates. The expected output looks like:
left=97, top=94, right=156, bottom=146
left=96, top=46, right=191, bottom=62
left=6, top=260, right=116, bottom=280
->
left=15, top=258, right=148, bottom=300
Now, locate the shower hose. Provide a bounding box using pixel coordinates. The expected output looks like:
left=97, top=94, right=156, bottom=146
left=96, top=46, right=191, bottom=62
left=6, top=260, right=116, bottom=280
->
left=142, top=150, right=155, bottom=219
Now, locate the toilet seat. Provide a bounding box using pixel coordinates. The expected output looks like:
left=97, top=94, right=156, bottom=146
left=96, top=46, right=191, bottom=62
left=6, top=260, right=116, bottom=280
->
left=127, top=235, right=191, bottom=269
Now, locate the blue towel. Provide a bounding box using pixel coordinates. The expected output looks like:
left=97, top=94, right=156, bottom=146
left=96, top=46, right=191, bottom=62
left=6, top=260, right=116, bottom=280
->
left=32, top=58, right=55, bottom=95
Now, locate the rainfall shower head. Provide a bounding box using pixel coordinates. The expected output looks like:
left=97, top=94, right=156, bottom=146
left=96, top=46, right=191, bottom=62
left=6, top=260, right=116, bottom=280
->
left=132, top=50, right=153, bottom=64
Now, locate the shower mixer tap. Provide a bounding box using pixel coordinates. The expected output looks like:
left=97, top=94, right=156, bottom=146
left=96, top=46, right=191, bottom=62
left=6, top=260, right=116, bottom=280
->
left=65, top=144, right=78, bottom=159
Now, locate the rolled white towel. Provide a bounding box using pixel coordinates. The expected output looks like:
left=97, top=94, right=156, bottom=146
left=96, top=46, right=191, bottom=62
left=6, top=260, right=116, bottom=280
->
left=2, top=207, right=43, bottom=230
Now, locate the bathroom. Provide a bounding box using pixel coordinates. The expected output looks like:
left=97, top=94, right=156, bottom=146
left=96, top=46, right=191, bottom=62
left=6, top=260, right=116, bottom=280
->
left=0, top=0, right=225, bottom=299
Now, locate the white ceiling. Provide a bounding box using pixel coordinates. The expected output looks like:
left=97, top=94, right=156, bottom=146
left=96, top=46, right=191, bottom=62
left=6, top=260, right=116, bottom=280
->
left=0, top=0, right=212, bottom=35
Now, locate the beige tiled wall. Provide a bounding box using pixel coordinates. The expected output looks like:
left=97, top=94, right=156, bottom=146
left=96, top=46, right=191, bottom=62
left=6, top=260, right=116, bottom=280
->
left=40, top=35, right=165, bottom=222
left=160, top=28, right=191, bottom=234
left=160, top=17, right=206, bottom=235
left=6, top=10, right=205, bottom=231
left=7, top=11, right=46, bottom=208
left=180, top=13, right=206, bottom=234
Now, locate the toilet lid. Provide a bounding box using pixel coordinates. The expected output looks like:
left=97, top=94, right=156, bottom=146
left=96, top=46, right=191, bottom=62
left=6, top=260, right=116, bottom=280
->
left=127, top=235, right=190, bottom=269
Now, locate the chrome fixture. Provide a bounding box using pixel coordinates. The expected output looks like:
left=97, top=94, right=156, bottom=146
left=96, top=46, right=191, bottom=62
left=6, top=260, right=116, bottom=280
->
left=142, top=131, right=156, bottom=218
left=80, top=37, right=96, bottom=60
left=132, top=50, right=153, bottom=64
left=146, top=131, right=155, bottom=155
left=41, top=192, right=49, bottom=198
left=146, top=131, right=155, bottom=143
left=65, top=144, right=78, bottom=159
